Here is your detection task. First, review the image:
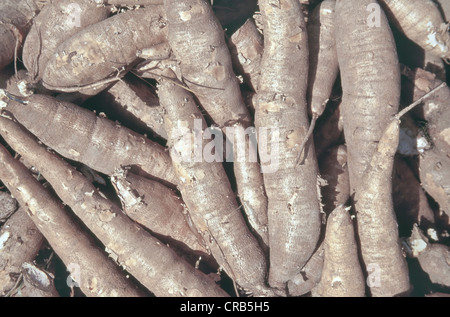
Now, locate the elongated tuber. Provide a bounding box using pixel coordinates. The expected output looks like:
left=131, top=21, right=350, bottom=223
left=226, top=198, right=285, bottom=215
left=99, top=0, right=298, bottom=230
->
left=42, top=6, right=168, bottom=90
left=22, top=0, right=110, bottom=82
left=0, top=91, right=178, bottom=185
left=353, top=116, right=411, bottom=296
left=305, top=0, right=338, bottom=143
left=111, top=169, right=208, bottom=255
left=158, top=72, right=271, bottom=296
left=164, top=0, right=269, bottom=249
left=0, top=114, right=229, bottom=297
left=257, top=0, right=321, bottom=289
left=0, top=139, right=144, bottom=297
left=228, top=18, right=263, bottom=92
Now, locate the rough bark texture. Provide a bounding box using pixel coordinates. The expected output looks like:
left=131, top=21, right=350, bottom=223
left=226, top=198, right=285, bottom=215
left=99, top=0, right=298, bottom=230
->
left=42, top=6, right=168, bottom=89
left=354, top=118, right=411, bottom=296
left=313, top=205, right=366, bottom=297
left=164, top=0, right=269, bottom=250
left=159, top=74, right=272, bottom=296
left=0, top=116, right=228, bottom=297
left=336, top=0, right=400, bottom=196
left=256, top=0, right=321, bottom=289
left=2, top=93, right=178, bottom=185
left=0, top=141, right=144, bottom=297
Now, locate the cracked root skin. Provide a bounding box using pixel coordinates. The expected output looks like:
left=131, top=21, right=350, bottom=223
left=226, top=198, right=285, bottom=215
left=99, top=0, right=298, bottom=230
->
left=228, top=17, right=264, bottom=92
left=0, top=116, right=228, bottom=297
left=0, top=139, right=143, bottom=297
left=379, top=0, right=450, bottom=60
left=257, top=0, right=321, bottom=289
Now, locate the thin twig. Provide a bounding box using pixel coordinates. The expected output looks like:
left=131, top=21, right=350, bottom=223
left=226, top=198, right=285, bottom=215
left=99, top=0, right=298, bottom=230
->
left=14, top=31, right=20, bottom=82
left=396, top=82, right=447, bottom=120
left=42, top=72, right=124, bottom=92
left=136, top=69, right=206, bottom=98
left=182, top=76, right=226, bottom=92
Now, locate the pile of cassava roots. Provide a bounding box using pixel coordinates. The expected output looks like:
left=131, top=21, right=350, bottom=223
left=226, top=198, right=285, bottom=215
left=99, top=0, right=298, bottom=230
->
left=0, top=0, right=449, bottom=297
